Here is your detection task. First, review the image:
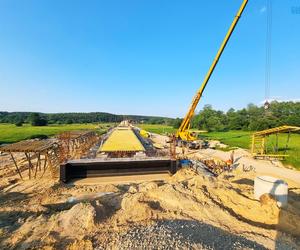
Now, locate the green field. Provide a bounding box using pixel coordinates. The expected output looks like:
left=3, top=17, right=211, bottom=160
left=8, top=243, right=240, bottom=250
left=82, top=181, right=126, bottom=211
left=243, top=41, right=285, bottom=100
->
left=138, top=124, right=176, bottom=135
left=1, top=123, right=299, bottom=169
left=200, top=131, right=252, bottom=149
left=0, top=123, right=113, bottom=144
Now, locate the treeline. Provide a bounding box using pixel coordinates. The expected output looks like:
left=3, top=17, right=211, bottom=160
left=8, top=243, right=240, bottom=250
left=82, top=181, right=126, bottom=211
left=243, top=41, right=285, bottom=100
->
left=0, top=111, right=173, bottom=126
left=190, top=101, right=300, bottom=132
left=2, top=101, right=299, bottom=131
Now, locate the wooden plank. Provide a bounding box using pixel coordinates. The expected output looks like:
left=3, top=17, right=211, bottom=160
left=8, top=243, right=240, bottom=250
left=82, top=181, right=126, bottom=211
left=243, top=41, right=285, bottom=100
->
left=9, top=152, right=23, bottom=180
left=254, top=125, right=300, bottom=136
left=0, top=139, right=57, bottom=153
left=34, top=153, right=41, bottom=178
left=41, top=156, right=48, bottom=177
left=45, top=152, right=54, bottom=178
left=25, top=153, right=32, bottom=179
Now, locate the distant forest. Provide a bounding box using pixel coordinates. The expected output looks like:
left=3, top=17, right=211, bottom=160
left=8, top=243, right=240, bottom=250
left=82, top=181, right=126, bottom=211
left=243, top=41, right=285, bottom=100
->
left=1, top=101, right=299, bottom=132
left=0, top=112, right=173, bottom=125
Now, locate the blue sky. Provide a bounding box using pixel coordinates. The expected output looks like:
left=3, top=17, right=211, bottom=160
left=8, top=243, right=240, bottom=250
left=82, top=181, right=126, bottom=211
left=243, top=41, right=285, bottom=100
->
left=0, top=0, right=299, bottom=117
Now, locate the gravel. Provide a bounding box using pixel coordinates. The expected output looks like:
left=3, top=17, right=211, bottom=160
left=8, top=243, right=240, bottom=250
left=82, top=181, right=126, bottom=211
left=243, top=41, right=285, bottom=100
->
left=95, top=220, right=268, bottom=250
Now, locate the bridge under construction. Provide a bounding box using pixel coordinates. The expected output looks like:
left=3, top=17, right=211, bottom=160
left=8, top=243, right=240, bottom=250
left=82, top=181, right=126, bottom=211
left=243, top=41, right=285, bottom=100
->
left=60, top=122, right=178, bottom=183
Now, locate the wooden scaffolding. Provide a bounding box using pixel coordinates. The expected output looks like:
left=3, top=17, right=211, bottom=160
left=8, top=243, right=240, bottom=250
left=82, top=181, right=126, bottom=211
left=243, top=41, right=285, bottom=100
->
left=251, top=125, right=300, bottom=159
left=57, top=131, right=98, bottom=161
left=0, top=139, right=60, bottom=180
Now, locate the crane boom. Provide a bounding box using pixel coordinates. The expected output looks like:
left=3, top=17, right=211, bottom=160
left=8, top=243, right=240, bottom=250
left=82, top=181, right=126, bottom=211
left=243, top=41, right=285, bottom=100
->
left=176, top=0, right=248, bottom=142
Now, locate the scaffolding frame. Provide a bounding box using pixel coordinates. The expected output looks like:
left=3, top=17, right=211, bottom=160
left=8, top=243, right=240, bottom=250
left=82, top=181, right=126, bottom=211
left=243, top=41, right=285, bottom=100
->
left=57, top=131, right=98, bottom=162
left=0, top=139, right=60, bottom=180
left=251, top=125, right=300, bottom=159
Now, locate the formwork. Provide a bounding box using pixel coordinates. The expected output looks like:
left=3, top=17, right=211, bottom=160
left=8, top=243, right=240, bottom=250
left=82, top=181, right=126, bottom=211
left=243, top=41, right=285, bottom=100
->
left=60, top=158, right=178, bottom=183
left=100, top=127, right=145, bottom=153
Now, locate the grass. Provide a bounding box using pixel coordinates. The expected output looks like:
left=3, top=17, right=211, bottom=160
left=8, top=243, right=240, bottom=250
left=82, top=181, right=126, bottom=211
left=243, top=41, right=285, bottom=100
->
left=200, top=131, right=252, bottom=149
left=0, top=123, right=114, bottom=144
left=201, top=130, right=300, bottom=170
left=137, top=124, right=176, bottom=135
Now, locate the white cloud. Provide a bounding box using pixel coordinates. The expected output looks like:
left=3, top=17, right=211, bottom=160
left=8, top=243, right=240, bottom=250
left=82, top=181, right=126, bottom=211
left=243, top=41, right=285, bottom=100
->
left=260, top=6, right=267, bottom=14
left=260, top=98, right=300, bottom=104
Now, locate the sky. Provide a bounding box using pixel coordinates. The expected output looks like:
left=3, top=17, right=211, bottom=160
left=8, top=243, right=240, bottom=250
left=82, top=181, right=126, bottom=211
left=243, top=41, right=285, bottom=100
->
left=0, top=0, right=300, bottom=118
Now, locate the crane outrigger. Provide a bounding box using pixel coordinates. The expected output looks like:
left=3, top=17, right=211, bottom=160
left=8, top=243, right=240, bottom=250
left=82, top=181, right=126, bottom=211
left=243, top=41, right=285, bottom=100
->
left=176, top=0, right=248, bottom=148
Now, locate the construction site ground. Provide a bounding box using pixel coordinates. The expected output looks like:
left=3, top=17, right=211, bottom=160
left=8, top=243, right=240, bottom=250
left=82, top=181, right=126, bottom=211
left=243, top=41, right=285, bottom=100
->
left=0, top=133, right=300, bottom=249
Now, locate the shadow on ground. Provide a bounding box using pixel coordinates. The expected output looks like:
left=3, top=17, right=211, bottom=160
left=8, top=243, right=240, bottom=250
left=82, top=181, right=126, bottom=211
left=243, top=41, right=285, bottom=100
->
left=232, top=178, right=254, bottom=186
left=275, top=189, right=300, bottom=249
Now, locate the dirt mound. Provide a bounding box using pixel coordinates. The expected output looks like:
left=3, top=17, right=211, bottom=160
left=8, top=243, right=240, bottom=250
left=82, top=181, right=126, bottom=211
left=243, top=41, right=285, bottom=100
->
left=4, top=203, right=96, bottom=249
left=259, top=193, right=277, bottom=206
left=1, top=166, right=300, bottom=249
left=120, top=192, right=158, bottom=222
left=100, top=169, right=300, bottom=247
left=58, top=203, right=96, bottom=236
left=66, top=240, right=93, bottom=250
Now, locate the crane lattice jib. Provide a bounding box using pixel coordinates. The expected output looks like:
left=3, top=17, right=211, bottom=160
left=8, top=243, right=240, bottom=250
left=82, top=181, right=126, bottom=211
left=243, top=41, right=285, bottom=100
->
left=177, top=0, right=248, bottom=138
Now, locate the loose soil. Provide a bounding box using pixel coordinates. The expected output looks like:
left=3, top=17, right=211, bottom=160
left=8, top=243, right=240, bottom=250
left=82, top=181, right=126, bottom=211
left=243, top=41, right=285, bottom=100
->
left=1, top=135, right=300, bottom=249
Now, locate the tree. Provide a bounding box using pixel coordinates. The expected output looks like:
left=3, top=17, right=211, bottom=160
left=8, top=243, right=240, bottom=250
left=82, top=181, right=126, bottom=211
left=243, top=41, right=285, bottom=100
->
left=29, top=113, right=48, bottom=126
left=192, top=105, right=227, bottom=132
left=172, top=118, right=183, bottom=129
left=1, top=101, right=300, bottom=129
left=14, top=120, right=23, bottom=127
left=66, top=118, right=73, bottom=124
left=227, top=108, right=242, bottom=130
left=13, top=116, right=24, bottom=127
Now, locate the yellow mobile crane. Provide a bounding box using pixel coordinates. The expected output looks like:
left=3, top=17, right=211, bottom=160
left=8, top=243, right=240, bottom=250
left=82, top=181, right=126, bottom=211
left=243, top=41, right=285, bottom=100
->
left=176, top=0, right=248, bottom=148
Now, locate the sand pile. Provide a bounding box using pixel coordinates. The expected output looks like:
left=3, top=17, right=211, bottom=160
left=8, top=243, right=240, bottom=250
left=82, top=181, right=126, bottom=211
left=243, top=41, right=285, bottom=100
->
left=58, top=203, right=96, bottom=235
left=5, top=203, right=95, bottom=249
left=98, top=169, right=300, bottom=246
left=1, top=167, right=300, bottom=249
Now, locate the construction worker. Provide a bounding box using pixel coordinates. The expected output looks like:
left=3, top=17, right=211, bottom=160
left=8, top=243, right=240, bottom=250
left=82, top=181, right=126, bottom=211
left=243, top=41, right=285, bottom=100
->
left=226, top=150, right=234, bottom=168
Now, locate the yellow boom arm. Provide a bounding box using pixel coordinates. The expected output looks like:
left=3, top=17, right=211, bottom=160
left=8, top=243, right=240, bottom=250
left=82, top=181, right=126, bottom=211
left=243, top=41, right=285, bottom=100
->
left=176, top=0, right=248, bottom=141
